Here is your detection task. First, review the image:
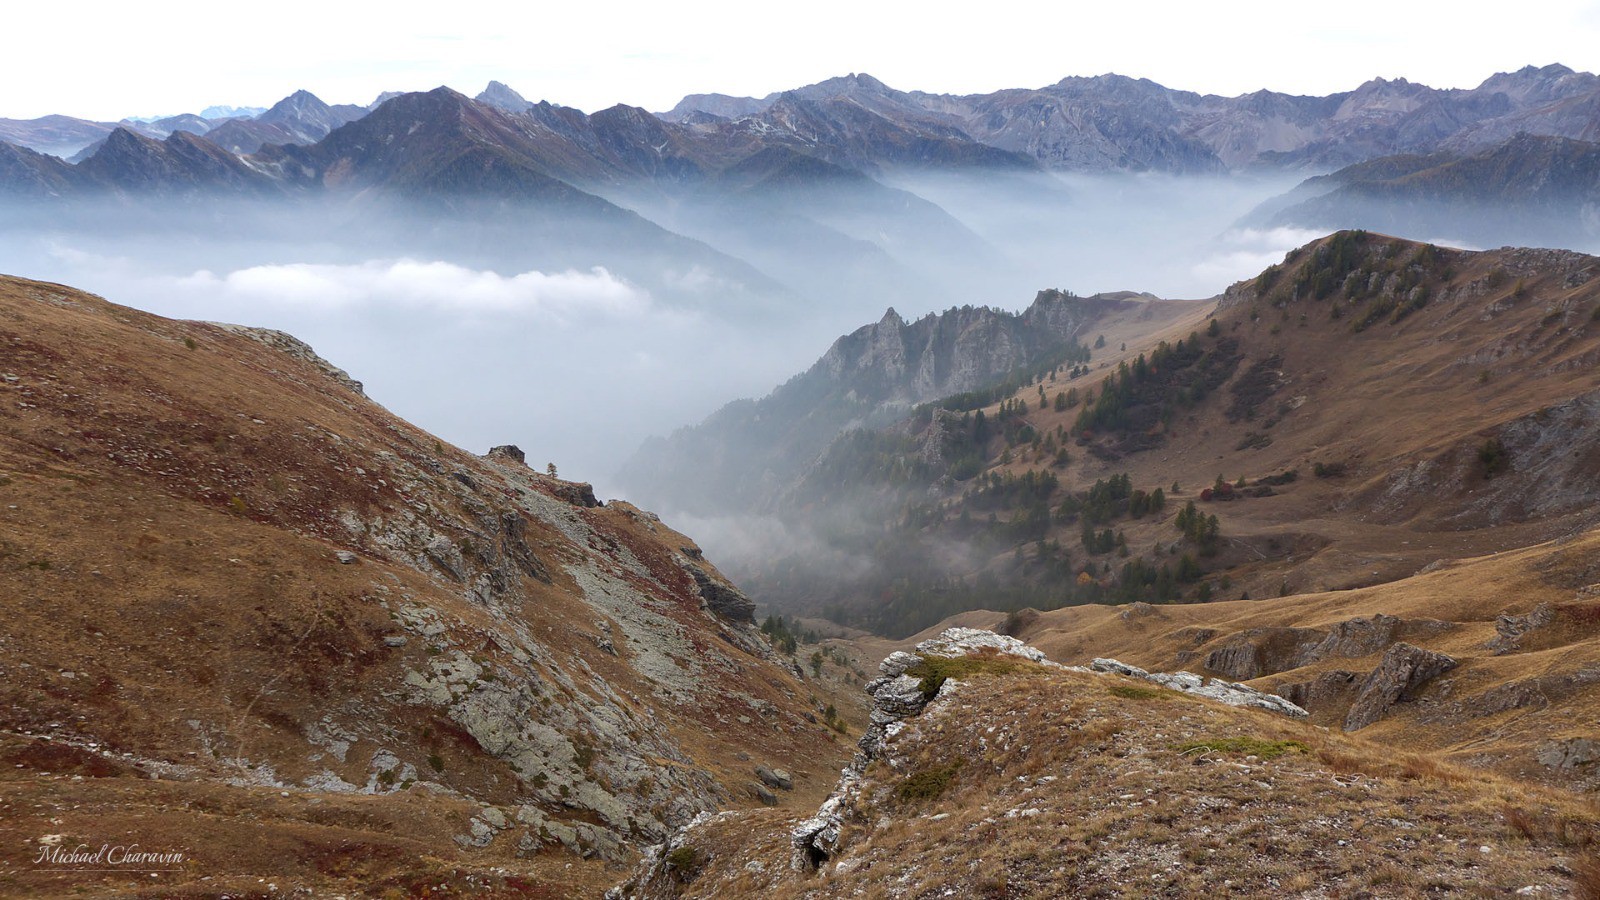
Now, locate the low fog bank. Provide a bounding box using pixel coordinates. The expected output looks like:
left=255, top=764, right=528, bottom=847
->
left=1, top=174, right=1318, bottom=501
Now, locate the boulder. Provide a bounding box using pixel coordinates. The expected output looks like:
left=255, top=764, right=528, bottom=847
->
left=1535, top=737, right=1600, bottom=770
left=865, top=674, right=930, bottom=720
left=878, top=650, right=924, bottom=678
left=755, top=766, right=793, bottom=791
left=1343, top=643, right=1458, bottom=731
left=1090, top=658, right=1150, bottom=679
left=485, top=444, right=526, bottom=465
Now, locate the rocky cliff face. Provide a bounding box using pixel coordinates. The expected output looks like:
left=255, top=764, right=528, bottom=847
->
left=0, top=275, right=849, bottom=896
left=621, top=290, right=1132, bottom=516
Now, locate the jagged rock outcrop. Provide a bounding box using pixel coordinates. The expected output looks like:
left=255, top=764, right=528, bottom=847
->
left=686, top=563, right=756, bottom=623
left=1344, top=643, right=1459, bottom=731
left=791, top=629, right=1052, bottom=868
left=620, top=290, right=1134, bottom=516
left=1201, top=614, right=1454, bottom=680
left=486, top=444, right=526, bottom=465
left=1489, top=603, right=1556, bottom=655
left=1090, top=658, right=1309, bottom=718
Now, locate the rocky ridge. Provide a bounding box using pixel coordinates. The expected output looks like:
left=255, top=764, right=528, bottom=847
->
left=620, top=289, right=1140, bottom=517
left=608, top=628, right=1597, bottom=899
left=613, top=627, right=1310, bottom=896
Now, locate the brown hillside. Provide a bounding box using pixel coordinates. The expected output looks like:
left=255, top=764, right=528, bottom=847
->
left=830, top=233, right=1600, bottom=791
left=0, top=277, right=853, bottom=897
left=984, top=231, right=1600, bottom=601
left=620, top=665, right=1600, bottom=898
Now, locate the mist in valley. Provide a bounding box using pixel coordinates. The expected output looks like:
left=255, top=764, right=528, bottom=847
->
left=0, top=173, right=1323, bottom=497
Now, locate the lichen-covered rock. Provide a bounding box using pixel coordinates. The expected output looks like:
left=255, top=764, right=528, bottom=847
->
left=790, top=773, right=858, bottom=868
left=1489, top=604, right=1555, bottom=655
left=1344, top=643, right=1458, bottom=731
left=755, top=766, right=792, bottom=790
left=794, top=628, right=1047, bottom=869
left=914, top=627, right=1047, bottom=663
left=864, top=674, right=931, bottom=720
left=1090, top=658, right=1151, bottom=679
left=686, top=563, right=756, bottom=623
left=1091, top=658, right=1309, bottom=718
left=1535, top=737, right=1600, bottom=770
left=878, top=650, right=924, bottom=678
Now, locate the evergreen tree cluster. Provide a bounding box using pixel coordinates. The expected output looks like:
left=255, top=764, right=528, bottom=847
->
left=1174, top=500, right=1222, bottom=555
left=1072, top=332, right=1240, bottom=438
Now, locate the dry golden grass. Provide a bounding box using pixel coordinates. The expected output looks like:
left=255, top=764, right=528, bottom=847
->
left=0, top=276, right=853, bottom=896
left=659, top=667, right=1600, bottom=899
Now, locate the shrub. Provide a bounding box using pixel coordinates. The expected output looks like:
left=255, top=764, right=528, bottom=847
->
left=1478, top=438, right=1509, bottom=478
left=665, top=846, right=703, bottom=883
left=906, top=652, right=1048, bottom=700
left=1108, top=684, right=1163, bottom=701
left=898, top=760, right=963, bottom=802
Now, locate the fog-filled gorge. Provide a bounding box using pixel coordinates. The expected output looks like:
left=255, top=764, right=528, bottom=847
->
left=0, top=173, right=1315, bottom=494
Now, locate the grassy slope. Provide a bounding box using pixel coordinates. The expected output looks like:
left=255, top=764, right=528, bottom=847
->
left=653, top=668, right=1600, bottom=898
left=0, top=276, right=853, bottom=897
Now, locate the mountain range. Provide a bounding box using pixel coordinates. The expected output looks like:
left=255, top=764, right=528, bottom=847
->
left=1253, top=133, right=1600, bottom=246
left=5, top=64, right=1600, bottom=194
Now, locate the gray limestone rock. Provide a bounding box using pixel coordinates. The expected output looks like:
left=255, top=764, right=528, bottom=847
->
left=878, top=650, right=923, bottom=678
left=749, top=782, right=779, bottom=806
left=1535, top=737, right=1600, bottom=770
left=1344, top=643, right=1458, bottom=731
left=1091, top=658, right=1309, bottom=718
left=1489, top=604, right=1555, bottom=655
left=915, top=627, right=1047, bottom=663
left=755, top=766, right=793, bottom=791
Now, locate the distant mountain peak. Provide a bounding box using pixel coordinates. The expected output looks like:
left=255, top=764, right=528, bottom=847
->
left=260, top=90, right=330, bottom=122
left=478, top=80, right=533, bottom=113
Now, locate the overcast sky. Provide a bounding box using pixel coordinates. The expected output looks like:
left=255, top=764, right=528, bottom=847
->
left=8, top=0, right=1599, bottom=120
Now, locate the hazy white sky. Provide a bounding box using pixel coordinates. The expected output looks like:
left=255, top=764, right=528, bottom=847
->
left=8, top=0, right=1599, bottom=120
